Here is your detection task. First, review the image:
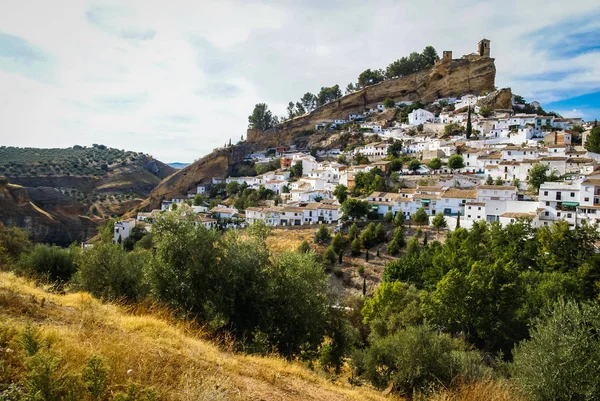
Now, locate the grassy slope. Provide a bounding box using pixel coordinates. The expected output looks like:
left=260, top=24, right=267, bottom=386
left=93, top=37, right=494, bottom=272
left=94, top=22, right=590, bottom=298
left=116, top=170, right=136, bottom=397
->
left=0, top=272, right=391, bottom=401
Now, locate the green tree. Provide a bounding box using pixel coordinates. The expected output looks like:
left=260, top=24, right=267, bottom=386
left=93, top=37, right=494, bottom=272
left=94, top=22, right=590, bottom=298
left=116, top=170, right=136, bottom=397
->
left=384, top=211, right=393, bottom=222
left=18, top=245, right=76, bottom=283
left=351, top=238, right=362, bottom=256
left=426, top=158, right=442, bottom=171
left=289, top=161, right=303, bottom=178
left=341, top=198, right=370, bottom=220
left=333, top=184, right=348, bottom=204
left=465, top=108, right=473, bottom=139
left=226, top=181, right=240, bottom=196
left=357, top=69, right=385, bottom=88
left=408, top=158, right=421, bottom=173
left=323, top=246, right=337, bottom=266
left=248, top=103, right=275, bottom=130
left=300, top=92, right=316, bottom=113
left=485, top=175, right=494, bottom=185
left=361, top=223, right=378, bottom=249
left=387, top=239, right=400, bottom=255
left=494, top=176, right=504, bottom=186
left=447, top=154, right=465, bottom=172
left=317, top=85, right=342, bottom=106
left=527, top=162, right=549, bottom=192
left=375, top=223, right=386, bottom=242
left=362, top=282, right=422, bottom=338
left=193, top=193, right=206, bottom=206
left=584, top=125, right=600, bottom=153
left=382, top=98, right=395, bottom=108
left=394, top=211, right=405, bottom=227
left=414, top=207, right=429, bottom=226
left=444, top=122, right=464, bottom=137
left=348, top=223, right=359, bottom=240
left=315, top=225, right=331, bottom=243
left=298, top=239, right=311, bottom=253
left=431, top=212, right=447, bottom=234
left=387, top=140, right=403, bottom=157
left=331, top=232, right=345, bottom=253
left=511, top=300, right=600, bottom=401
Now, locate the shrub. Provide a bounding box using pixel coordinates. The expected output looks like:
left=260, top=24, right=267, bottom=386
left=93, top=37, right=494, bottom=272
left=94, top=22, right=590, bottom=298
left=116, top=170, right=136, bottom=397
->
left=355, top=325, right=489, bottom=395
left=357, top=266, right=365, bottom=276
left=323, top=246, right=337, bottom=266
left=74, top=243, right=150, bottom=302
left=18, top=245, right=76, bottom=283
left=351, top=238, right=362, bottom=256
left=387, top=239, right=400, bottom=255
left=315, top=225, right=331, bottom=243
left=298, top=239, right=311, bottom=253
left=511, top=299, right=600, bottom=401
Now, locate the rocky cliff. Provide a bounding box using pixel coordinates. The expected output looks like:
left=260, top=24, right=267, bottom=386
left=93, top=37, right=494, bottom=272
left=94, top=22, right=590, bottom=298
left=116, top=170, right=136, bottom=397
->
left=254, top=56, right=497, bottom=138
left=0, top=179, right=96, bottom=245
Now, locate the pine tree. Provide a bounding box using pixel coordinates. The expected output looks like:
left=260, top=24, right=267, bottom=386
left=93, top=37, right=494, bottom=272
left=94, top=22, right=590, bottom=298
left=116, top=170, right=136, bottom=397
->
left=362, top=277, right=367, bottom=296
left=351, top=238, right=361, bottom=256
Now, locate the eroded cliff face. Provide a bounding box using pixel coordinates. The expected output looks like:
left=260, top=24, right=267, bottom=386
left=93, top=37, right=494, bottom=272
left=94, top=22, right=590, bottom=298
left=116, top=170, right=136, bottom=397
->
left=0, top=182, right=95, bottom=245
left=267, top=56, right=497, bottom=136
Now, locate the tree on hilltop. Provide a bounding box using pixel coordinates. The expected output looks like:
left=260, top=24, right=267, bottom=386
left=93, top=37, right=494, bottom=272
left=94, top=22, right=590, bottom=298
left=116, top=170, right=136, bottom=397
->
left=248, top=103, right=275, bottom=130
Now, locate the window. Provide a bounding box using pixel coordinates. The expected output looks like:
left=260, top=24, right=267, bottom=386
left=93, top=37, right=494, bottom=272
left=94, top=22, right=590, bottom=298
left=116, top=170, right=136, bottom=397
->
left=544, top=191, right=548, bottom=196
left=468, top=215, right=472, bottom=218
left=556, top=192, right=562, bottom=200
left=478, top=207, right=482, bottom=210
left=567, top=213, right=572, bottom=218
left=570, top=192, right=575, bottom=197
left=545, top=211, right=549, bottom=216
left=585, top=197, right=590, bottom=202
left=546, top=201, right=550, bottom=206
left=557, top=212, right=561, bottom=217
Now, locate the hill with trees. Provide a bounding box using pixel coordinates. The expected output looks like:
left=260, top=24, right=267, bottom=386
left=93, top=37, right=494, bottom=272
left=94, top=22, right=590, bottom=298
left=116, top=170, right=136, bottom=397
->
left=0, top=145, right=174, bottom=244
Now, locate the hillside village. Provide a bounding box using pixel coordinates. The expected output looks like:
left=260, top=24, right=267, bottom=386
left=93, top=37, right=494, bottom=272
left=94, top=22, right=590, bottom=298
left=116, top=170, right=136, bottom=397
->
left=113, top=40, right=598, bottom=247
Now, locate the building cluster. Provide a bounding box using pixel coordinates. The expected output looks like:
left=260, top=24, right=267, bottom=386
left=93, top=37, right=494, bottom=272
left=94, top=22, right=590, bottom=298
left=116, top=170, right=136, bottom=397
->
left=109, top=38, right=598, bottom=244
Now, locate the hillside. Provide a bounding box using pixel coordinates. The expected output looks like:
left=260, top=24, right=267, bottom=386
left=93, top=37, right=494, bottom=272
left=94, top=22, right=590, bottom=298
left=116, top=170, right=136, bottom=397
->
left=134, top=54, right=502, bottom=211
left=0, top=271, right=389, bottom=401
left=0, top=145, right=175, bottom=243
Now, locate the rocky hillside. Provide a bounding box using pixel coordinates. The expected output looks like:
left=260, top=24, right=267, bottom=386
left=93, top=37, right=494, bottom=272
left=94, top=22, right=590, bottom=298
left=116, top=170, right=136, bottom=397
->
left=135, top=55, right=503, bottom=211
left=0, top=178, right=96, bottom=245
left=0, top=145, right=175, bottom=243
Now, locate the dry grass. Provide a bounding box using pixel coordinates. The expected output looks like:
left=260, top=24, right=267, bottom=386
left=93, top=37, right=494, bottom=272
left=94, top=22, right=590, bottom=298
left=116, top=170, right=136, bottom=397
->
left=0, top=271, right=392, bottom=401
left=265, top=227, right=317, bottom=254
left=425, top=378, right=525, bottom=401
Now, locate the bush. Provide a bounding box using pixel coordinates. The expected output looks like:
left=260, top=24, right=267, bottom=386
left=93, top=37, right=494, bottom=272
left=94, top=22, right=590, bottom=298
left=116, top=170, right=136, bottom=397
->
left=298, top=239, right=311, bottom=253
left=387, top=239, right=400, bottom=255
left=18, top=245, right=76, bottom=283
left=74, top=243, right=150, bottom=302
left=351, top=238, right=362, bottom=256
left=323, top=246, right=337, bottom=266
left=511, top=299, right=600, bottom=401
left=355, top=325, right=489, bottom=396
left=315, top=225, right=331, bottom=244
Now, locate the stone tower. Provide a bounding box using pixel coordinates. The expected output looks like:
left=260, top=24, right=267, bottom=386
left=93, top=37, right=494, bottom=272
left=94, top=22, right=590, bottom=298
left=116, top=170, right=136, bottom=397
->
left=478, top=39, right=490, bottom=57
left=442, top=51, right=453, bottom=62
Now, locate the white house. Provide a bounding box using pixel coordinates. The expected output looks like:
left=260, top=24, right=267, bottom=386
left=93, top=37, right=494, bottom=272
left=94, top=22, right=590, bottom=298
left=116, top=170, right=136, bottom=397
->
left=113, top=219, right=136, bottom=244
left=408, top=109, right=435, bottom=125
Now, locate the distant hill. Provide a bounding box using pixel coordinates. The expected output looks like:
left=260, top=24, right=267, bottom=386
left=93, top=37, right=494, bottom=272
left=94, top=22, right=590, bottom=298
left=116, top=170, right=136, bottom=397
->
left=0, top=145, right=175, bottom=244
left=168, top=162, right=190, bottom=169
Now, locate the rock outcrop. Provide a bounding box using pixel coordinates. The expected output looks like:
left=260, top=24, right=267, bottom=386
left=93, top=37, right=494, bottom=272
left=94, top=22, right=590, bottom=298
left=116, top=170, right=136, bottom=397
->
left=477, top=88, right=513, bottom=110
left=0, top=179, right=96, bottom=245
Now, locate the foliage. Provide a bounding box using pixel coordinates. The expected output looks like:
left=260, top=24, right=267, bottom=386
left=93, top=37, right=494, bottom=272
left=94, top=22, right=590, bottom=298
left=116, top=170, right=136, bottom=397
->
left=18, top=245, right=76, bottom=283
left=351, top=238, right=362, bottom=256
left=584, top=125, right=600, bottom=153
left=387, top=140, right=403, bottom=157
left=427, top=158, right=442, bottom=170
left=414, top=207, right=429, bottom=225
left=444, top=122, right=464, bottom=137
left=511, top=299, right=600, bottom=401
left=478, top=107, right=492, bottom=118
left=333, top=184, right=348, bottom=204
left=352, top=168, right=386, bottom=194
left=289, top=161, right=303, bottom=178
left=0, top=223, right=30, bottom=265
left=466, top=108, right=473, bottom=139
left=431, top=212, right=447, bottom=233
left=248, top=103, right=275, bottom=130
left=394, top=212, right=405, bottom=227
left=385, top=46, right=439, bottom=78
left=331, top=232, right=345, bottom=254
left=75, top=243, right=150, bottom=302
left=348, top=223, right=359, bottom=240
left=527, top=162, right=550, bottom=192
left=315, top=225, right=331, bottom=244
left=341, top=199, right=370, bottom=220
left=447, top=154, right=465, bottom=171
left=193, top=193, right=206, bottom=206
left=354, top=325, right=488, bottom=395
left=361, top=282, right=422, bottom=339
left=382, top=98, right=395, bottom=108
left=298, top=239, right=311, bottom=253
left=316, top=85, right=342, bottom=106
left=323, top=246, right=337, bottom=266
left=357, top=69, right=385, bottom=88
left=408, top=158, right=421, bottom=172
left=360, top=223, right=378, bottom=249
left=384, top=211, right=393, bottom=222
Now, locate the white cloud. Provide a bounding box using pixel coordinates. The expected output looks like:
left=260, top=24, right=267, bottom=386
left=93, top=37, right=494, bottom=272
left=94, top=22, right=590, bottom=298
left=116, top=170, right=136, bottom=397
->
left=0, top=0, right=599, bottom=161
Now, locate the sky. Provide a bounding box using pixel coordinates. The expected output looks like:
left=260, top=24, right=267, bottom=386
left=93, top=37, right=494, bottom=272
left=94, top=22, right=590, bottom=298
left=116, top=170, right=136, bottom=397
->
left=0, top=0, right=599, bottom=162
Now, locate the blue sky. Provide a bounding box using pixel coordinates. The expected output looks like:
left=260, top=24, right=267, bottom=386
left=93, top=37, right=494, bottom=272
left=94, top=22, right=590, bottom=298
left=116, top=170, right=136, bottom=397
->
left=0, top=0, right=599, bottom=162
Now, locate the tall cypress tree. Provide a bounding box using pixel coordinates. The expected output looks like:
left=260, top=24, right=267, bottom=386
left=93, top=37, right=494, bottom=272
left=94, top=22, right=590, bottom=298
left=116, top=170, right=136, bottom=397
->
left=456, top=211, right=461, bottom=229
left=466, top=107, right=472, bottom=139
